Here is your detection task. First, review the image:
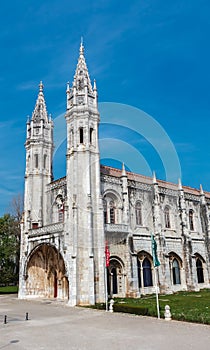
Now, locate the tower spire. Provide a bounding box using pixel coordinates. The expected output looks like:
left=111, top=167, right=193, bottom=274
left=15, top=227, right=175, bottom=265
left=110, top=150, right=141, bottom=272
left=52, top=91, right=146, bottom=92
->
left=74, top=41, right=93, bottom=93
left=32, top=81, right=49, bottom=123
left=66, top=41, right=97, bottom=110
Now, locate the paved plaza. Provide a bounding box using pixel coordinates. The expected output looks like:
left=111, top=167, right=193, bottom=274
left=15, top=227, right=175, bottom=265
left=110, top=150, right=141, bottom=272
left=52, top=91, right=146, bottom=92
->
left=1, top=294, right=210, bottom=350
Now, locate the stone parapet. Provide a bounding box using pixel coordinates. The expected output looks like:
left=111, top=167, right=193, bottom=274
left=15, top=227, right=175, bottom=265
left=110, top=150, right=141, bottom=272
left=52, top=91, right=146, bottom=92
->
left=28, top=222, right=64, bottom=237
left=105, top=223, right=128, bottom=233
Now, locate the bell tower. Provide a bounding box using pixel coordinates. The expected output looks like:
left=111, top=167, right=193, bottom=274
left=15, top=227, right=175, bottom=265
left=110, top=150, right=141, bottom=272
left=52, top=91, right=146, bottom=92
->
left=24, top=82, right=53, bottom=230
left=65, top=42, right=105, bottom=305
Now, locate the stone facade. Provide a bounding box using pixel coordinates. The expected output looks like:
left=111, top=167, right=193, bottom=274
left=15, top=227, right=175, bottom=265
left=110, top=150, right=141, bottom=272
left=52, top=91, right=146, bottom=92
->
left=18, top=43, right=210, bottom=305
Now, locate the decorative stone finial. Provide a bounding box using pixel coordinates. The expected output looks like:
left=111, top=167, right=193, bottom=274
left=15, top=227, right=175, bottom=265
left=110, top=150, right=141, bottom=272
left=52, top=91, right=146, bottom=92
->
left=93, top=79, right=97, bottom=91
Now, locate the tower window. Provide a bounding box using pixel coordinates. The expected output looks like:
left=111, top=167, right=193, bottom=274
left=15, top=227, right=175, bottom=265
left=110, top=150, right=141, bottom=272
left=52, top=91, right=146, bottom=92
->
left=35, top=154, right=38, bottom=168
left=90, top=128, right=93, bottom=144
left=79, top=128, right=84, bottom=144
left=135, top=202, right=142, bottom=226
left=164, top=206, right=171, bottom=228
left=189, top=210, right=194, bottom=231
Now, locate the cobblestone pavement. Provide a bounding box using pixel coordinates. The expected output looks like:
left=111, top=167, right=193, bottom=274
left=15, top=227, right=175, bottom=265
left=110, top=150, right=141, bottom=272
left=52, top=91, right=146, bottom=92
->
left=1, top=294, right=210, bottom=350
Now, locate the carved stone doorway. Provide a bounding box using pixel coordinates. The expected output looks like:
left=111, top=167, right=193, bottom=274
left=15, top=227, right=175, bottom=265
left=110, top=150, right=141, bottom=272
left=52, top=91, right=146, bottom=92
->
left=25, top=244, right=69, bottom=300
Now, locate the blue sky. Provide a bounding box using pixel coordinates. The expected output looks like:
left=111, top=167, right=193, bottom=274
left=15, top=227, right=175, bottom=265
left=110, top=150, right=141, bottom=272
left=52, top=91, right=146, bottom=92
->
left=1, top=0, right=210, bottom=215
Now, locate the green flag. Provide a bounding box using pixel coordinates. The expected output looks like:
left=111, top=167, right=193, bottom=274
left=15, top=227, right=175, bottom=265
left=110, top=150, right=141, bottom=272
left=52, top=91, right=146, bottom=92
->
left=151, top=234, right=160, bottom=267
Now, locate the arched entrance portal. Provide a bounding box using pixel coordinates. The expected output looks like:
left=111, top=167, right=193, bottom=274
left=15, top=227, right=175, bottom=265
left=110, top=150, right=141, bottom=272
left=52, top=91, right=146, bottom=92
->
left=25, top=244, right=69, bottom=299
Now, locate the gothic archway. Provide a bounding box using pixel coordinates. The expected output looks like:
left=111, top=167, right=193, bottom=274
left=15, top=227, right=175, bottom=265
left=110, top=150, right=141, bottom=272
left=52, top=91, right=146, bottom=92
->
left=108, top=257, right=125, bottom=297
left=137, top=251, right=153, bottom=292
left=25, top=244, right=69, bottom=299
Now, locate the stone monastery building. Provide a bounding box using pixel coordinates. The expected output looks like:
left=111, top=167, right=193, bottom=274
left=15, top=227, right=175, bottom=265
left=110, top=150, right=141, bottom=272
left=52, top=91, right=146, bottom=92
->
left=19, top=43, right=210, bottom=305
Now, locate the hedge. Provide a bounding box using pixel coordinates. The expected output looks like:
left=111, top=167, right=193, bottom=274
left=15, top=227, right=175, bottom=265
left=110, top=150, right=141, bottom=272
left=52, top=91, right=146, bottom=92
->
left=113, top=303, right=148, bottom=316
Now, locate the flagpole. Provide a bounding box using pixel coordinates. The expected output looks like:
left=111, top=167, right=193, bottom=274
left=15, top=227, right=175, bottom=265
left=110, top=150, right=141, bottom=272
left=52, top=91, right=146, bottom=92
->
left=105, top=241, right=110, bottom=312
left=105, top=264, right=108, bottom=312
left=151, top=233, right=161, bottom=319
left=154, top=266, right=160, bottom=319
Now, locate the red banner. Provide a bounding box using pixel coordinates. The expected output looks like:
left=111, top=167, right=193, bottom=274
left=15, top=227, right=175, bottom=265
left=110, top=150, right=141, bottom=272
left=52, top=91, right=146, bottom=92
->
left=105, top=241, right=110, bottom=267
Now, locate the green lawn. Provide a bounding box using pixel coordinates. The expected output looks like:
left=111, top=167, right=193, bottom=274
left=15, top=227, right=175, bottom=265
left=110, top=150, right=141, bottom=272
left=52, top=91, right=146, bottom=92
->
left=113, top=289, right=210, bottom=324
left=0, top=285, right=18, bottom=294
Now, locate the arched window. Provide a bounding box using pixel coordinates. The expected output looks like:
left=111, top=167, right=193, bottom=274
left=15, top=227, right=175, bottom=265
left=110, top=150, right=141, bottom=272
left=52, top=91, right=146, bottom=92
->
left=135, top=202, right=142, bottom=226
left=196, top=258, right=204, bottom=283
left=142, top=258, right=153, bottom=287
left=54, top=195, right=64, bottom=223
left=103, top=200, right=107, bottom=224
left=172, top=258, right=181, bottom=285
left=164, top=206, right=170, bottom=228
left=103, top=193, right=120, bottom=224
left=189, top=210, right=194, bottom=231
left=58, top=208, right=64, bottom=222
left=109, top=201, right=115, bottom=224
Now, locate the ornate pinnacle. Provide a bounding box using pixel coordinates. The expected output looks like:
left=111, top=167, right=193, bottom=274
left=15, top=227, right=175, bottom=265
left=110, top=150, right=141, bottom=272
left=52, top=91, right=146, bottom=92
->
left=178, top=178, right=183, bottom=191
left=122, top=162, right=127, bottom=177
left=200, top=184, right=204, bottom=195
left=80, top=38, right=84, bottom=56
left=153, top=171, right=157, bottom=184
left=93, top=79, right=97, bottom=91
left=39, top=81, right=44, bottom=93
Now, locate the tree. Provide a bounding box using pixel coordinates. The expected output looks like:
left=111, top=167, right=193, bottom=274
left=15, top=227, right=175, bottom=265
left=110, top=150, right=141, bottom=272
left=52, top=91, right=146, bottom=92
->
left=0, top=194, right=23, bottom=285
left=0, top=214, right=19, bottom=285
